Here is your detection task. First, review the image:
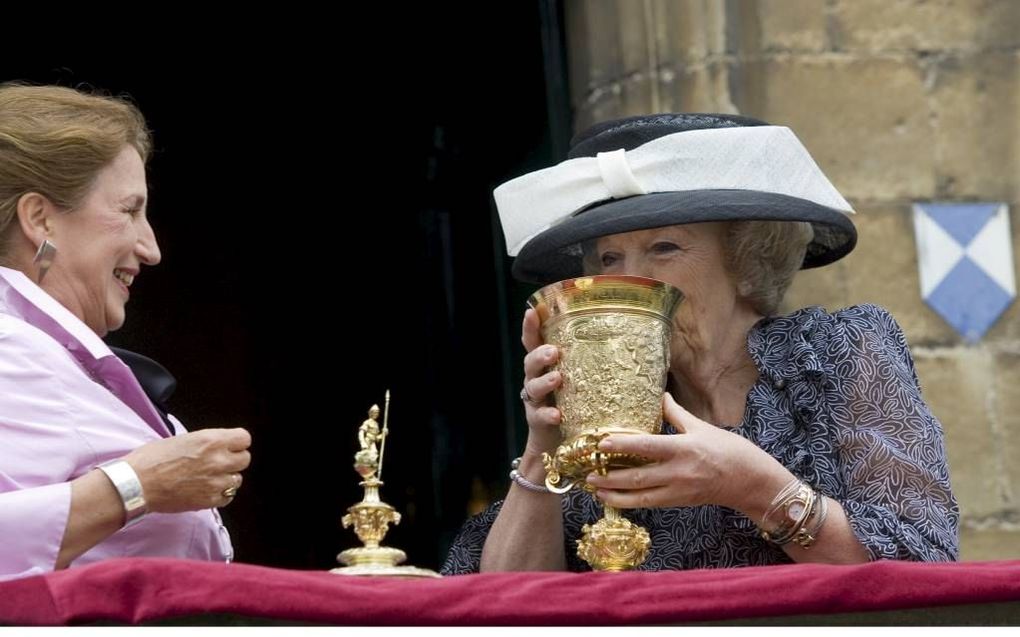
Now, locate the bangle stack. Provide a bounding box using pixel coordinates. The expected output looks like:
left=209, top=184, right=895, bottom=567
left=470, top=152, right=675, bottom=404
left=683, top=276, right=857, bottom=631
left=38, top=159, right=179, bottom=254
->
left=759, top=478, right=829, bottom=549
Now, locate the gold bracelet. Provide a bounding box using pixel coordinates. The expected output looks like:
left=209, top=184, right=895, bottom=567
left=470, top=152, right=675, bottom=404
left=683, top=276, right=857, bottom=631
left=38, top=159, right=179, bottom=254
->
left=759, top=479, right=819, bottom=547
left=792, top=493, right=828, bottom=549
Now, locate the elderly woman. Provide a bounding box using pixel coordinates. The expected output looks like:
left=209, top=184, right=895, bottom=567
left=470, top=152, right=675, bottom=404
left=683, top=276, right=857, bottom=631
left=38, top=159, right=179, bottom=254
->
left=442, top=113, right=958, bottom=573
left=0, top=84, right=251, bottom=580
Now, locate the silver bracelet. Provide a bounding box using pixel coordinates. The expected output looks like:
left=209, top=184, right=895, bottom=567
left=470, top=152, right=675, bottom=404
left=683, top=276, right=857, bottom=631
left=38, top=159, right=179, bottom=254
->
left=509, top=457, right=553, bottom=494
left=97, top=459, right=148, bottom=528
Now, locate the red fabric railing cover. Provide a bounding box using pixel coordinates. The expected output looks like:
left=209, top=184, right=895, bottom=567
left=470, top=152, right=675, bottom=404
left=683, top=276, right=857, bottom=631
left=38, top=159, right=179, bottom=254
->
left=1, top=558, right=1019, bottom=625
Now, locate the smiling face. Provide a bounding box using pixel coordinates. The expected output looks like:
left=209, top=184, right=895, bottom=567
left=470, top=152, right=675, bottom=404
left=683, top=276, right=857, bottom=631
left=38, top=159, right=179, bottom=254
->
left=42, top=146, right=161, bottom=336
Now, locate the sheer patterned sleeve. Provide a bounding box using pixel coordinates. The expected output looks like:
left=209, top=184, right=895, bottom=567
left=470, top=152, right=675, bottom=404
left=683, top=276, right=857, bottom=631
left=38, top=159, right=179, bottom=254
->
left=440, top=500, right=503, bottom=575
left=826, top=304, right=959, bottom=561
left=440, top=495, right=592, bottom=574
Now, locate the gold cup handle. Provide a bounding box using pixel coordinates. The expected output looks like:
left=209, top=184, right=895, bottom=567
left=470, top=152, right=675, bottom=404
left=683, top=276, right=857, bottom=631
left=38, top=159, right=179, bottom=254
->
left=542, top=465, right=577, bottom=494
left=542, top=430, right=650, bottom=495
left=541, top=432, right=607, bottom=496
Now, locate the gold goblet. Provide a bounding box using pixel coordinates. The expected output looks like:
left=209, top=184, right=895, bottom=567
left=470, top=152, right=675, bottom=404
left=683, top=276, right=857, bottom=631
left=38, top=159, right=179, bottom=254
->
left=528, top=275, right=684, bottom=571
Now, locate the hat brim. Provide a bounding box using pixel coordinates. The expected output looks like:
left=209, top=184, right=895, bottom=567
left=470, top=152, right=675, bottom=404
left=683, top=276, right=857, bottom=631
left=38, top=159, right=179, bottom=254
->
left=511, top=189, right=856, bottom=284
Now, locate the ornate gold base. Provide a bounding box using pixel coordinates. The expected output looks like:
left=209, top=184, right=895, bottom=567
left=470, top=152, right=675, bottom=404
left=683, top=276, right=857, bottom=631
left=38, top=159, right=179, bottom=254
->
left=331, top=546, right=440, bottom=578
left=577, top=505, right=651, bottom=572
left=542, top=428, right=652, bottom=494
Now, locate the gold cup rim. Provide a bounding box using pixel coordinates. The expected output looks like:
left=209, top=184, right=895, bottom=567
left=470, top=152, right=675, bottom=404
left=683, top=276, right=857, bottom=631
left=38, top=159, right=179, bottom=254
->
left=527, top=275, right=684, bottom=324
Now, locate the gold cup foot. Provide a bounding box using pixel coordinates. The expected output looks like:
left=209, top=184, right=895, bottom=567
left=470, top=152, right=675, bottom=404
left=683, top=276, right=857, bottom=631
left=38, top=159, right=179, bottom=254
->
left=576, top=506, right=651, bottom=572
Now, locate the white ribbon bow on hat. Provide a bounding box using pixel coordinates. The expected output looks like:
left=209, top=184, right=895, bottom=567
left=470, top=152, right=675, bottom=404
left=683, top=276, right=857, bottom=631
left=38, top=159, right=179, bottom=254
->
left=494, top=126, right=854, bottom=256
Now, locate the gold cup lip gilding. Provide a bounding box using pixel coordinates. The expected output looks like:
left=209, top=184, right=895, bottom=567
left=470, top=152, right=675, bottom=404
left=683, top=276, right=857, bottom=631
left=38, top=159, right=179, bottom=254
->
left=528, top=275, right=685, bottom=325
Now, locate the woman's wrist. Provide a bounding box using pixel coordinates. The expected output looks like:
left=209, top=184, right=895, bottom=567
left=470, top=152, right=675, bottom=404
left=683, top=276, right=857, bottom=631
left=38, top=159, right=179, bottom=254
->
left=730, top=452, right=797, bottom=524
left=96, top=459, right=148, bottom=527
left=516, top=448, right=552, bottom=484
left=523, top=430, right=560, bottom=463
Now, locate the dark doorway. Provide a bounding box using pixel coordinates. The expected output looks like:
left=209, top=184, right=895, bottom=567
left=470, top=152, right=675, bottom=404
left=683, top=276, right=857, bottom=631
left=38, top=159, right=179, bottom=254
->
left=1, top=3, right=568, bottom=570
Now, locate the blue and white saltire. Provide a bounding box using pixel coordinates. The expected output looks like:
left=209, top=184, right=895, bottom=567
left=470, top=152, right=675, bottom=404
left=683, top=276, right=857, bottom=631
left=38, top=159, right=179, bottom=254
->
left=913, top=202, right=1015, bottom=342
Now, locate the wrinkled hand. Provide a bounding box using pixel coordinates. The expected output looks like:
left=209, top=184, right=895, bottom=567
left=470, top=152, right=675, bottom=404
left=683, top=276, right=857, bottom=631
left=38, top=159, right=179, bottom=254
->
left=520, top=308, right=563, bottom=457
left=586, top=394, right=777, bottom=512
left=123, top=428, right=252, bottom=511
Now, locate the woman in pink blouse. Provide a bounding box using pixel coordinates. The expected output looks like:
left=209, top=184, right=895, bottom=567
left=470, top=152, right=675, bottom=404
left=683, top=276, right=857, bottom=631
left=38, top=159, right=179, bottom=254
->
left=0, top=83, right=251, bottom=580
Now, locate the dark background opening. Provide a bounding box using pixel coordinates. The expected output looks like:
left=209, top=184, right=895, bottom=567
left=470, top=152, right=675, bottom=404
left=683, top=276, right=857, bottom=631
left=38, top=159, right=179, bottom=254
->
left=1, top=2, right=570, bottom=570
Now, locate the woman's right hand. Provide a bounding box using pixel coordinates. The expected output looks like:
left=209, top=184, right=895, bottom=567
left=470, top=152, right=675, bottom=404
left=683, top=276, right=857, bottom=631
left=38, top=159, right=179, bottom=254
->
left=521, top=308, right=563, bottom=457
left=480, top=310, right=568, bottom=572
left=122, top=428, right=252, bottom=512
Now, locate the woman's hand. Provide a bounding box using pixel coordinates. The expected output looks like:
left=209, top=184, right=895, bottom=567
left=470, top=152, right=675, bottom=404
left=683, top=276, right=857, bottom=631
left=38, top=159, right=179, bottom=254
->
left=123, top=427, right=252, bottom=511
left=480, top=309, right=568, bottom=572
left=520, top=308, right=563, bottom=457
left=56, top=427, right=251, bottom=569
left=586, top=394, right=790, bottom=515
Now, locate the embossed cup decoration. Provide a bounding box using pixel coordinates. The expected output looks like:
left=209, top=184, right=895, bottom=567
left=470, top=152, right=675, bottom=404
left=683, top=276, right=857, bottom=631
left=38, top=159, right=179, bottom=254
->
left=528, top=275, right=684, bottom=571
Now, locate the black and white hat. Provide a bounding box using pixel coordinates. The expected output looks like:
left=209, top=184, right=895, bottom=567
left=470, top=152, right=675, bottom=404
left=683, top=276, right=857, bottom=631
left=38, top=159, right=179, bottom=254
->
left=495, top=113, right=857, bottom=284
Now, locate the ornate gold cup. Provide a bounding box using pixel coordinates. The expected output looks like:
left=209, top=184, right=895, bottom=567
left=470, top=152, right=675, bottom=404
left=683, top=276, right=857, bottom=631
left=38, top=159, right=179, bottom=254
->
left=528, top=275, right=684, bottom=571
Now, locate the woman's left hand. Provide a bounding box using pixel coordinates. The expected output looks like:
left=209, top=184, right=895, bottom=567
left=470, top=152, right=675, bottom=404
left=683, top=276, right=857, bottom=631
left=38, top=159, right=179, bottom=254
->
left=586, top=393, right=790, bottom=515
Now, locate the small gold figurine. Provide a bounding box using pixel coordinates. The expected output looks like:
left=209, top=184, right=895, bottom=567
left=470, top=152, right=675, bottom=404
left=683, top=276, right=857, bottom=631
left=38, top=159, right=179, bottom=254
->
left=354, top=404, right=383, bottom=478
left=331, top=391, right=440, bottom=578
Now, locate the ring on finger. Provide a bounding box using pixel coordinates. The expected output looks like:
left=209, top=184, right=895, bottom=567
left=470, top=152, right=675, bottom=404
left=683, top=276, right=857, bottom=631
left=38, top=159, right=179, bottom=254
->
left=520, top=384, right=541, bottom=406
left=221, top=473, right=242, bottom=499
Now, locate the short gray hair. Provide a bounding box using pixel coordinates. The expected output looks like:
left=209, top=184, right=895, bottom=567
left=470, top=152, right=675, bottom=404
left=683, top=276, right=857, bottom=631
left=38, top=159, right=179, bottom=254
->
left=724, top=220, right=813, bottom=315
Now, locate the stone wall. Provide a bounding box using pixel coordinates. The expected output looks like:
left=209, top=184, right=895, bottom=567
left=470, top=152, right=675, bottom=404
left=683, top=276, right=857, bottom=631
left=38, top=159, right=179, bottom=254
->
left=565, top=0, right=1020, bottom=559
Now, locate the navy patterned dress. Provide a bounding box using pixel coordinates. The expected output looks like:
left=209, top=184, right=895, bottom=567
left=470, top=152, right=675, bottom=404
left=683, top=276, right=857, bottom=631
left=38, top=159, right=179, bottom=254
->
left=441, top=305, right=960, bottom=574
